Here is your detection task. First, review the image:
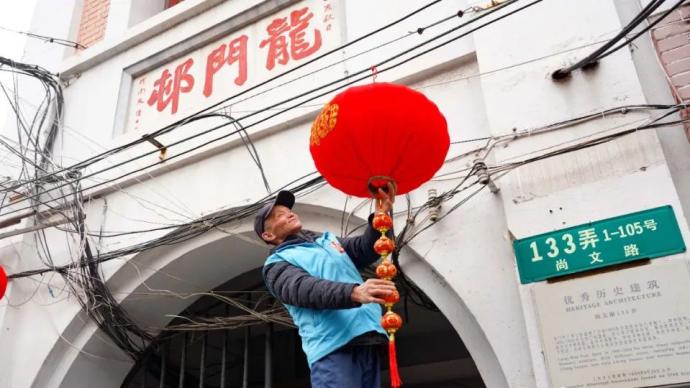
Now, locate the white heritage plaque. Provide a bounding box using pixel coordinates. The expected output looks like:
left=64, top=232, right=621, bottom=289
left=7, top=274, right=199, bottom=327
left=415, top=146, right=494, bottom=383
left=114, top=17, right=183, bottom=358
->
left=532, top=260, right=690, bottom=388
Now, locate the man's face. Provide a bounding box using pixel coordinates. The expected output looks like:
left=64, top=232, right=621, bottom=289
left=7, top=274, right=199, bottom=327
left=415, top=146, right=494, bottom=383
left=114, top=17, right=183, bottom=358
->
left=262, top=205, right=302, bottom=244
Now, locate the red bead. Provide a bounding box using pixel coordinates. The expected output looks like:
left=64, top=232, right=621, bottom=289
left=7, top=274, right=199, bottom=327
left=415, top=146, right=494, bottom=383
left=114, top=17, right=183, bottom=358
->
left=381, top=311, right=403, bottom=332
left=384, top=290, right=400, bottom=305
left=374, top=236, right=395, bottom=256
left=372, top=212, right=393, bottom=232
left=376, top=262, right=397, bottom=279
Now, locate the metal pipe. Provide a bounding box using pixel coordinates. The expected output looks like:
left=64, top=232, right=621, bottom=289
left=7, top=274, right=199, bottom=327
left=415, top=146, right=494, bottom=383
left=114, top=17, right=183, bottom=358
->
left=141, top=354, right=147, bottom=388
left=178, top=333, right=187, bottom=388
left=159, top=343, right=166, bottom=388
left=199, top=332, right=207, bottom=388
left=242, top=293, right=251, bottom=388
left=221, top=305, right=229, bottom=388
left=264, top=323, right=273, bottom=388
left=242, top=326, right=251, bottom=388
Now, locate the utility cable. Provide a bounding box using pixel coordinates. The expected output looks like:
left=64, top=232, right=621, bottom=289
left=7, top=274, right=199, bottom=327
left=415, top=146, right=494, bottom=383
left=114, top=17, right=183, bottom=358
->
left=552, top=0, right=666, bottom=79
left=0, top=25, right=86, bottom=49
left=0, top=0, right=536, bottom=216
left=590, top=0, right=687, bottom=63
left=0, top=1, right=447, bottom=193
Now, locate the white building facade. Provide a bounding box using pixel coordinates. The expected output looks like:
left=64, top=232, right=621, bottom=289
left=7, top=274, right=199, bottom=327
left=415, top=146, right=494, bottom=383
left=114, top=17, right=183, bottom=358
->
left=1, top=0, right=690, bottom=387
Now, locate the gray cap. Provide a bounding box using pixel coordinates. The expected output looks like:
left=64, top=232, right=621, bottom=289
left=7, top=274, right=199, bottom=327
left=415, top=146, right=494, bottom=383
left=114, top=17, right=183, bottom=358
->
left=254, top=190, right=295, bottom=242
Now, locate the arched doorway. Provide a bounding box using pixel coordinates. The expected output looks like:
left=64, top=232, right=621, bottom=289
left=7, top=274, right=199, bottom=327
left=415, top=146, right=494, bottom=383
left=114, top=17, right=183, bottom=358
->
left=121, top=265, right=485, bottom=387
left=31, top=205, right=502, bottom=387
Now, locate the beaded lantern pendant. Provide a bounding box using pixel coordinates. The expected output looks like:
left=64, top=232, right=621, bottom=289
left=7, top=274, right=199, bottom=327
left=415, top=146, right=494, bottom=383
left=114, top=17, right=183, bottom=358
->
left=372, top=210, right=403, bottom=388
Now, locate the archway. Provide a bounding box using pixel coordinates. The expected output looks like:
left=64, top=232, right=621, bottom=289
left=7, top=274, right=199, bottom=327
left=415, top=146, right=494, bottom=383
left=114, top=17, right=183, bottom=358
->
left=120, top=265, right=485, bottom=387
left=31, top=204, right=504, bottom=387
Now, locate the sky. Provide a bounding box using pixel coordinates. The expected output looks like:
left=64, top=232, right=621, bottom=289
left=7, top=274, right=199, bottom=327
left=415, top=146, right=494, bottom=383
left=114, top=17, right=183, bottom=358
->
left=0, top=0, right=39, bottom=129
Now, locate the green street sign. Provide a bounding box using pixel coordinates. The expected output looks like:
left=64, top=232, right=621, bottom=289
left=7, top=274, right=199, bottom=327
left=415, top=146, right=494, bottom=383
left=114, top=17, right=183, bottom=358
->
left=513, top=206, right=686, bottom=284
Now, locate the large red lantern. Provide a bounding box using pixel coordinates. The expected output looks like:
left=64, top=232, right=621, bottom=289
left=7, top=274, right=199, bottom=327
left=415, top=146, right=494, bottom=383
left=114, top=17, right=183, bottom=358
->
left=0, top=265, right=7, bottom=300
left=309, top=82, right=449, bottom=198
left=309, top=83, right=450, bottom=388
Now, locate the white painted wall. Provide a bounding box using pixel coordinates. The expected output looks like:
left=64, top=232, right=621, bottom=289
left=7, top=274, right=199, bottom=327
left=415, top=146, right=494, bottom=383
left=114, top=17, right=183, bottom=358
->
left=2, top=0, right=690, bottom=387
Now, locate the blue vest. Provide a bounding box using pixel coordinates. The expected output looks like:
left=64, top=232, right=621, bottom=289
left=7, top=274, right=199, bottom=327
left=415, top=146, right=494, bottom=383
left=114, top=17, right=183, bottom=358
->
left=264, top=232, right=386, bottom=367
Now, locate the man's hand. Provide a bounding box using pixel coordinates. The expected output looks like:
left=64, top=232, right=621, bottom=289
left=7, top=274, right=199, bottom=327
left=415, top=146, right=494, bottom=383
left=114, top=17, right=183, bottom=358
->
left=351, top=278, right=397, bottom=304
left=376, top=181, right=397, bottom=214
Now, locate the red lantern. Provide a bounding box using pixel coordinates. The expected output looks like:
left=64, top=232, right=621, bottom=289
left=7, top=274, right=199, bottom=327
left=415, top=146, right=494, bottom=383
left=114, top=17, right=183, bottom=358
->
left=0, top=265, right=7, bottom=300
left=372, top=212, right=393, bottom=232
left=376, top=261, right=397, bottom=279
left=381, top=311, right=403, bottom=334
left=309, top=82, right=448, bottom=388
left=309, top=82, right=449, bottom=198
left=384, top=289, right=400, bottom=306
left=373, top=236, right=395, bottom=256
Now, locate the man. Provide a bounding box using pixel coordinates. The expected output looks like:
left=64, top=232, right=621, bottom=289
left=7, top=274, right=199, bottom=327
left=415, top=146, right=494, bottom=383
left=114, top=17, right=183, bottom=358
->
left=255, top=187, right=397, bottom=388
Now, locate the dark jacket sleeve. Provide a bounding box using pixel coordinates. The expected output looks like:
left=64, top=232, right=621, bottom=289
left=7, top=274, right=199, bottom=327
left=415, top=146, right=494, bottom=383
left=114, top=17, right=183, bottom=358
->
left=263, top=261, right=361, bottom=309
left=338, top=213, right=394, bottom=268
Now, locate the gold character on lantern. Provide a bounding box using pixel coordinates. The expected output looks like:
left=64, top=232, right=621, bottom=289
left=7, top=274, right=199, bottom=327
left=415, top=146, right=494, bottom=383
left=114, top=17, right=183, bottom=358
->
left=310, top=103, right=339, bottom=146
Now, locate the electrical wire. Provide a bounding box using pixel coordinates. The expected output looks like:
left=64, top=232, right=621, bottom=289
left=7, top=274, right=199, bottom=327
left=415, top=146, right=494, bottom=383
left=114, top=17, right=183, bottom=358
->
left=0, top=0, right=538, bottom=217
left=4, top=3, right=472, bottom=208
left=0, top=1, right=448, bottom=195
left=589, top=0, right=687, bottom=63
left=7, top=0, right=649, bottom=356
left=552, top=0, right=668, bottom=79
left=0, top=1, right=552, bottom=365
left=9, top=102, right=686, bottom=278
left=0, top=25, right=85, bottom=49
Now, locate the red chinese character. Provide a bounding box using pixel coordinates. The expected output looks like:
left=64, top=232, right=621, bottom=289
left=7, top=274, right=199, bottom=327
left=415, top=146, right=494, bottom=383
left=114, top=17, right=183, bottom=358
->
left=147, top=58, right=195, bottom=114
left=260, top=6, right=322, bottom=70
left=323, top=14, right=334, bottom=23
left=204, top=35, right=248, bottom=97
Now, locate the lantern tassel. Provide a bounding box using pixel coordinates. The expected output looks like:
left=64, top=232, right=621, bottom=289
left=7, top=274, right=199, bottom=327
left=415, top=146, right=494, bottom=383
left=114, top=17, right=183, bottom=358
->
left=388, top=337, right=402, bottom=388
